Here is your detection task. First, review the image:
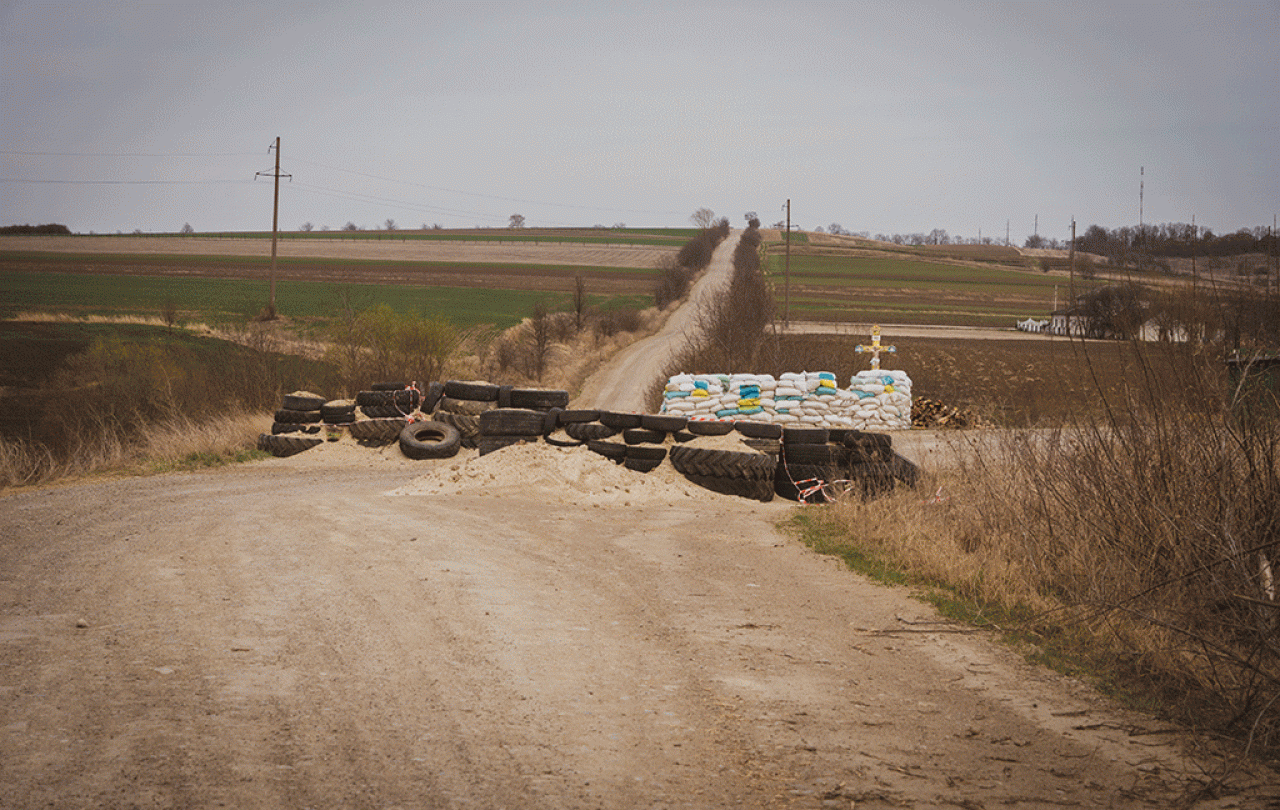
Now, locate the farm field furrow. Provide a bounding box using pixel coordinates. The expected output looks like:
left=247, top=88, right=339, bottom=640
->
left=765, top=250, right=1085, bottom=326
left=0, top=235, right=676, bottom=269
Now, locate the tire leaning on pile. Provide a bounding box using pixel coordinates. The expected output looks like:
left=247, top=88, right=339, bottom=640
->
left=399, top=420, right=462, bottom=460
left=348, top=417, right=407, bottom=444
left=257, top=433, right=324, bottom=457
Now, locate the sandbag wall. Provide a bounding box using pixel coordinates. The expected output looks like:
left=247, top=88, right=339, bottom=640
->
left=659, top=371, right=913, bottom=431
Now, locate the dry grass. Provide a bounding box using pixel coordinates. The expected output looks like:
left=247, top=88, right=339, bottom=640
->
left=1, top=409, right=268, bottom=489
left=794, top=355, right=1280, bottom=760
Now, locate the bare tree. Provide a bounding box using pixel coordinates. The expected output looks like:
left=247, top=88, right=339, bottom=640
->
left=299, top=222, right=314, bottom=232
left=526, top=301, right=553, bottom=380
left=690, top=208, right=715, bottom=229
left=180, top=223, right=194, bottom=235
left=509, top=213, right=526, bottom=229
left=342, top=222, right=359, bottom=232
left=384, top=219, right=397, bottom=231
left=572, top=274, right=588, bottom=332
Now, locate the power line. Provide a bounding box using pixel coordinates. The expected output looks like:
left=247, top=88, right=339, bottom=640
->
left=1, top=150, right=262, bottom=157
left=0, top=178, right=253, bottom=185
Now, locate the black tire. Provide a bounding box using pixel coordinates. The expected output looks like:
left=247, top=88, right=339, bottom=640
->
left=371, top=381, right=409, bottom=391
left=682, top=473, right=775, bottom=502
left=399, top=421, right=462, bottom=460
left=734, top=421, right=783, bottom=440
left=477, top=434, right=536, bottom=456
left=783, top=426, right=829, bottom=445
left=672, top=430, right=696, bottom=443
left=686, top=419, right=734, bottom=436
left=361, top=404, right=410, bottom=418
left=443, top=380, right=500, bottom=401
left=270, top=421, right=301, bottom=434
left=626, top=444, right=667, bottom=462
left=322, top=412, right=356, bottom=425
left=257, top=433, right=323, bottom=457
left=844, top=431, right=894, bottom=463
left=623, top=427, right=665, bottom=445
left=510, top=388, right=570, bottom=410
left=847, top=461, right=899, bottom=499
left=782, top=442, right=849, bottom=466
left=320, top=399, right=356, bottom=417
left=775, top=462, right=844, bottom=503
left=434, top=410, right=481, bottom=439
left=641, top=414, right=687, bottom=433
left=274, top=408, right=323, bottom=424
left=544, top=431, right=585, bottom=448
left=565, top=422, right=617, bottom=441
left=599, top=411, right=643, bottom=430
left=356, top=389, right=421, bottom=408
left=557, top=409, right=600, bottom=425
left=586, top=439, right=627, bottom=463
left=624, top=445, right=667, bottom=473
left=420, top=381, right=444, bottom=414
left=497, top=384, right=514, bottom=408
left=479, top=408, right=546, bottom=437
left=542, top=407, right=563, bottom=436
left=436, top=396, right=497, bottom=416
left=668, top=445, right=776, bottom=480
left=348, top=417, right=406, bottom=443
left=281, top=393, right=325, bottom=412
left=741, top=438, right=782, bottom=455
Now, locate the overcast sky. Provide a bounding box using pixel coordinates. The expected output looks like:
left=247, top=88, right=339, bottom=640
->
left=2, top=1, right=1277, bottom=242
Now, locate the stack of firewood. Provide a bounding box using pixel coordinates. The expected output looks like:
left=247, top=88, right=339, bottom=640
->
left=911, top=398, right=973, bottom=429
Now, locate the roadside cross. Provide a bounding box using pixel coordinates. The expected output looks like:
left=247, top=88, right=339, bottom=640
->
left=855, top=324, right=896, bottom=370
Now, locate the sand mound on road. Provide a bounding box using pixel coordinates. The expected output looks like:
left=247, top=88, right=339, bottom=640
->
left=387, top=441, right=744, bottom=506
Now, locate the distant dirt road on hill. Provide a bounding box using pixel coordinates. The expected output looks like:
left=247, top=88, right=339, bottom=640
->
left=574, top=231, right=741, bottom=412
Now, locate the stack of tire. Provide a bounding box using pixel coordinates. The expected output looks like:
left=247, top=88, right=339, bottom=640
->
left=257, top=391, right=328, bottom=457
left=667, top=420, right=779, bottom=502
left=774, top=426, right=919, bottom=503
left=577, top=412, right=691, bottom=473
left=472, top=385, right=572, bottom=456
left=348, top=382, right=442, bottom=445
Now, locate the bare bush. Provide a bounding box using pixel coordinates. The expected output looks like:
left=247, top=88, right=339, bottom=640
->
left=324, top=303, right=458, bottom=393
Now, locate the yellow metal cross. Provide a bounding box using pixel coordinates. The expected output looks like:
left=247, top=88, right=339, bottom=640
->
left=855, top=324, right=896, bottom=369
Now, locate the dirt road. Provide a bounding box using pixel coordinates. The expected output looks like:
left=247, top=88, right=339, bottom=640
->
left=3, top=439, right=1278, bottom=809
left=574, top=231, right=741, bottom=412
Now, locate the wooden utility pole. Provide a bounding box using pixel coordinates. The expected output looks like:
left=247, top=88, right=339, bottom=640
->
left=784, top=199, right=791, bottom=328
left=255, top=137, right=290, bottom=317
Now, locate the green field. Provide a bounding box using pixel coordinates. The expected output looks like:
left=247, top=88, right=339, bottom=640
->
left=0, top=270, right=650, bottom=330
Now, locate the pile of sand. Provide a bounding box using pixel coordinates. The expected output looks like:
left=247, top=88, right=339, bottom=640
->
left=259, top=426, right=787, bottom=507
left=387, top=440, right=741, bottom=506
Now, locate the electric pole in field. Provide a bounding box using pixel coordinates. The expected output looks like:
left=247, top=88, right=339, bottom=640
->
left=255, top=137, right=291, bottom=317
